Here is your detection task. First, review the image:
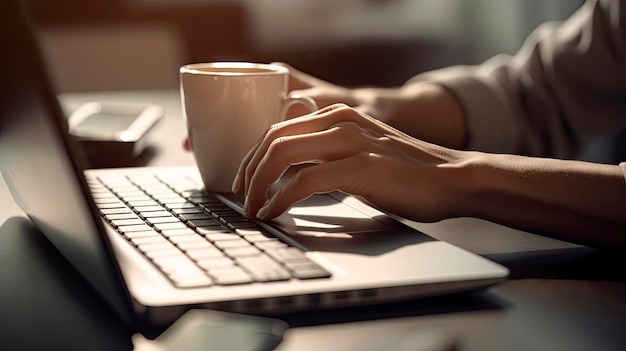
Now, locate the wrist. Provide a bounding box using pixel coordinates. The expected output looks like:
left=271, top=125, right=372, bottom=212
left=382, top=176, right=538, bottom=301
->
left=457, top=153, right=626, bottom=245
left=364, top=82, right=466, bottom=149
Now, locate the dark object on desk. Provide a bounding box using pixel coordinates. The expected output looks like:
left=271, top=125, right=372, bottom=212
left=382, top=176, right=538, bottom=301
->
left=68, top=102, right=163, bottom=167
left=132, top=310, right=288, bottom=351
left=0, top=216, right=133, bottom=351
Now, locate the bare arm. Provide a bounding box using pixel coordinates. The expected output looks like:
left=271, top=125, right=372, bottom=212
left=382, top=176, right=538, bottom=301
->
left=466, top=154, right=626, bottom=248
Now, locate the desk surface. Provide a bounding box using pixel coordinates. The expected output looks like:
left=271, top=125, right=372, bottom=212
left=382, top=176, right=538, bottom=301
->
left=1, top=90, right=625, bottom=351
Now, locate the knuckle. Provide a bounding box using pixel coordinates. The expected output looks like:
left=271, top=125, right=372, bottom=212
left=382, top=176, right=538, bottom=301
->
left=331, top=121, right=361, bottom=138
left=267, top=136, right=291, bottom=155
left=328, top=103, right=350, bottom=111
left=354, top=151, right=382, bottom=167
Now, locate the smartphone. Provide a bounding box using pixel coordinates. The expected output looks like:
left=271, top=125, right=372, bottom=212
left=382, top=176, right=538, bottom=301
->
left=68, top=101, right=163, bottom=161
left=131, top=310, right=288, bottom=351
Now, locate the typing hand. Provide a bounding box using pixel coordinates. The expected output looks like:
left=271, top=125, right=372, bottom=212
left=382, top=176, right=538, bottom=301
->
left=232, top=104, right=472, bottom=222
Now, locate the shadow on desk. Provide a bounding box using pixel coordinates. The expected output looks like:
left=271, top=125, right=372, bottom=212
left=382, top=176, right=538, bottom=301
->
left=485, top=247, right=626, bottom=281
left=274, top=289, right=510, bottom=329
left=0, top=216, right=133, bottom=351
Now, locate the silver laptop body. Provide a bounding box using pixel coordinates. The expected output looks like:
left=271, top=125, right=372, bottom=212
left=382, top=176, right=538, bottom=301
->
left=0, top=0, right=508, bottom=333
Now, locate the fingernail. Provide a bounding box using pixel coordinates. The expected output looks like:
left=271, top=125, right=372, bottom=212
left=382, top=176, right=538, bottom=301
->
left=257, top=204, right=269, bottom=220
left=232, top=174, right=240, bottom=193
left=243, top=196, right=251, bottom=217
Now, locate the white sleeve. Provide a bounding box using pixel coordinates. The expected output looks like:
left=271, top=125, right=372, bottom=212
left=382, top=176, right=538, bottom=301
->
left=407, top=0, right=626, bottom=159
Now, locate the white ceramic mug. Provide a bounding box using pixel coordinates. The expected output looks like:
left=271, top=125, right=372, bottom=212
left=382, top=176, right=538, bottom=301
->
left=180, top=62, right=318, bottom=193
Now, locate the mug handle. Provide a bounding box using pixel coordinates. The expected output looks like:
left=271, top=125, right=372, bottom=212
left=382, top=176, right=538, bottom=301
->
left=279, top=92, right=318, bottom=120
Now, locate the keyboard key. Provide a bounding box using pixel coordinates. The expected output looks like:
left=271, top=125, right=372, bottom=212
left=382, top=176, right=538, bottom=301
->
left=144, top=248, right=182, bottom=259
left=195, top=227, right=228, bottom=238
left=187, top=219, right=221, bottom=228
left=176, top=240, right=218, bottom=251
left=153, top=222, right=188, bottom=231
left=165, top=202, right=197, bottom=211
left=226, top=219, right=258, bottom=229
left=168, top=235, right=206, bottom=246
left=105, top=213, right=140, bottom=221
left=128, top=200, right=159, bottom=207
left=153, top=256, right=214, bottom=288
left=235, top=255, right=291, bottom=282
left=123, top=230, right=160, bottom=239
left=117, top=223, right=153, bottom=233
left=139, top=210, right=173, bottom=218
left=100, top=208, right=134, bottom=215
left=185, top=247, right=224, bottom=260
left=284, top=261, right=331, bottom=279
left=252, top=241, right=288, bottom=251
left=171, top=274, right=214, bottom=288
left=224, top=246, right=262, bottom=257
left=160, top=228, right=197, bottom=237
left=94, top=197, right=123, bottom=204
left=133, top=205, right=164, bottom=213
left=137, top=242, right=178, bottom=253
left=145, top=216, right=180, bottom=225
left=171, top=207, right=206, bottom=215
left=209, top=267, right=253, bottom=285
left=264, top=247, right=308, bottom=263
left=121, top=195, right=153, bottom=202
left=178, top=213, right=214, bottom=222
left=196, top=257, right=235, bottom=270
left=239, top=230, right=279, bottom=242
left=131, top=236, right=170, bottom=246
left=153, top=255, right=197, bottom=274
left=111, top=218, right=145, bottom=227
left=158, top=197, right=188, bottom=205
left=203, top=232, right=241, bottom=242
left=97, top=202, right=127, bottom=209
left=116, top=190, right=146, bottom=198
left=214, top=239, right=250, bottom=250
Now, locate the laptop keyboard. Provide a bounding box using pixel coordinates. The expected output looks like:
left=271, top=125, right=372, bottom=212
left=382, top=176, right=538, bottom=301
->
left=86, top=173, right=331, bottom=288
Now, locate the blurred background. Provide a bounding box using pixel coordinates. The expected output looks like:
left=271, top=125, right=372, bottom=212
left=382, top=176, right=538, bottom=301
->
left=26, top=0, right=584, bottom=92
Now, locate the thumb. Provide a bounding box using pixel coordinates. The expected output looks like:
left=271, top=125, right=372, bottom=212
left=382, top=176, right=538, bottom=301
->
left=272, top=62, right=323, bottom=92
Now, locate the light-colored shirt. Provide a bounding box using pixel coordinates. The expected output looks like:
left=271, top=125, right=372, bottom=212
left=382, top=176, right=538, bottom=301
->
left=409, top=0, right=626, bottom=163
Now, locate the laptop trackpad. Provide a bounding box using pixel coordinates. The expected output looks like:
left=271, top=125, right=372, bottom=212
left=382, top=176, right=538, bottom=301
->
left=272, top=194, right=390, bottom=238
left=220, top=193, right=433, bottom=255
left=269, top=194, right=433, bottom=256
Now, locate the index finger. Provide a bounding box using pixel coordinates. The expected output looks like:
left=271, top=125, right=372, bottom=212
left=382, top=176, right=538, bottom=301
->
left=241, top=104, right=355, bottom=197
left=272, top=62, right=326, bottom=91
left=232, top=106, right=339, bottom=196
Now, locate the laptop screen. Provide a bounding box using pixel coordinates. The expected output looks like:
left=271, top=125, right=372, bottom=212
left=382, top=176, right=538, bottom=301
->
left=0, top=0, right=132, bottom=324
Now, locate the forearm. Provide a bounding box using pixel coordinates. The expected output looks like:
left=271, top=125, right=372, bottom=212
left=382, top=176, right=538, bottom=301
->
left=353, top=83, right=466, bottom=149
left=464, top=153, right=626, bottom=248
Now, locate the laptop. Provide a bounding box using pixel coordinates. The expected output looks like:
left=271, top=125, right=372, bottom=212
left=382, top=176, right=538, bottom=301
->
left=0, top=0, right=508, bottom=335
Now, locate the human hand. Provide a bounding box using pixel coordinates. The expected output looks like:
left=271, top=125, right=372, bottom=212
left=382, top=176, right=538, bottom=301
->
left=274, top=62, right=360, bottom=119
left=233, top=103, right=474, bottom=222
left=280, top=62, right=466, bottom=149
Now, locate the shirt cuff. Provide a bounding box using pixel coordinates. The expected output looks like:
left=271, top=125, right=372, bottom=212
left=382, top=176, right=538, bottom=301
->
left=620, top=162, right=626, bottom=183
